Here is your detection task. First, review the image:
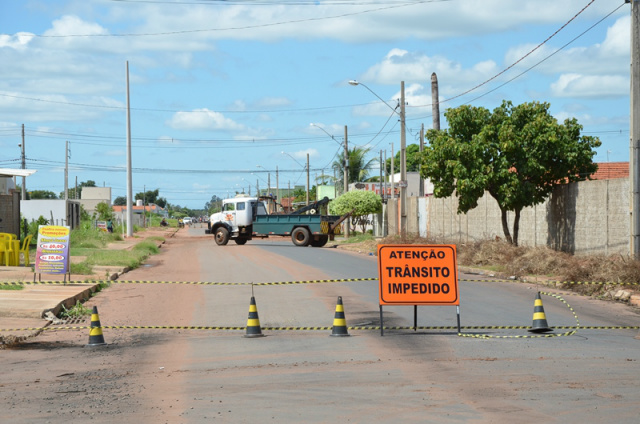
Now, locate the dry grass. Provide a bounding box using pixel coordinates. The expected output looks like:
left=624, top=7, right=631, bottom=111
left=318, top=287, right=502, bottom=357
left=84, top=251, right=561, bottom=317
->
left=338, top=234, right=640, bottom=296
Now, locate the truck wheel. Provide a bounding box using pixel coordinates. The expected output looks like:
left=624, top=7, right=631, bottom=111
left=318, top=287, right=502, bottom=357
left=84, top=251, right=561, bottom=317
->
left=234, top=238, right=248, bottom=245
left=214, top=227, right=230, bottom=245
left=291, top=227, right=311, bottom=247
left=310, top=235, right=329, bottom=247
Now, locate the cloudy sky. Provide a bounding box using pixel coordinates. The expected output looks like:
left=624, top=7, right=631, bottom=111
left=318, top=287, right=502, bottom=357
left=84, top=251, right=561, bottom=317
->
left=0, top=0, right=631, bottom=209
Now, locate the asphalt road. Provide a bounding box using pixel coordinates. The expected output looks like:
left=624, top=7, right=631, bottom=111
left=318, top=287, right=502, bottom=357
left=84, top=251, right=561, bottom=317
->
left=2, top=227, right=640, bottom=423
left=187, top=229, right=640, bottom=423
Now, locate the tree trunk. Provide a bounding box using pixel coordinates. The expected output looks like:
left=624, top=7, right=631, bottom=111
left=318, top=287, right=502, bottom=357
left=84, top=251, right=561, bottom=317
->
left=500, top=207, right=513, bottom=244
left=512, top=208, right=521, bottom=247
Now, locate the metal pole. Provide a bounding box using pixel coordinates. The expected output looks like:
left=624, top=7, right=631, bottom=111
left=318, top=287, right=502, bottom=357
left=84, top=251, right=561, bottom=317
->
left=631, top=0, right=640, bottom=256
left=276, top=166, right=279, bottom=203
left=64, top=140, right=68, bottom=201
left=125, top=61, right=133, bottom=237
left=344, top=125, right=350, bottom=238
left=21, top=124, right=26, bottom=200
left=306, top=153, right=310, bottom=206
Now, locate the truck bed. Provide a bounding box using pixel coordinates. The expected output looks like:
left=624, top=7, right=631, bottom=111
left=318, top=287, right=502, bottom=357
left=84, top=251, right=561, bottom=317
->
left=252, top=214, right=342, bottom=235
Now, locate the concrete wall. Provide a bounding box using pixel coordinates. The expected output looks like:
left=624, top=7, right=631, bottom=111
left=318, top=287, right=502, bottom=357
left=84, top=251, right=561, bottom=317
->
left=386, top=178, right=629, bottom=256
left=81, top=187, right=111, bottom=200
left=80, top=187, right=111, bottom=216
left=20, top=199, right=81, bottom=229
left=0, top=191, right=20, bottom=237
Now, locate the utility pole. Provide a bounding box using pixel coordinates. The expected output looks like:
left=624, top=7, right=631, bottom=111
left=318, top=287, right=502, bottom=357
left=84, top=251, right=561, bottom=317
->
left=419, top=125, right=424, bottom=197
left=125, top=61, right=133, bottom=238
left=276, top=166, right=279, bottom=203
left=306, top=153, right=310, bottom=206
left=631, top=0, right=640, bottom=256
left=431, top=72, right=440, bottom=131
left=400, top=81, right=407, bottom=235
left=20, top=124, right=26, bottom=200
left=390, top=143, right=395, bottom=199
left=344, top=125, right=350, bottom=238
left=64, top=141, right=68, bottom=201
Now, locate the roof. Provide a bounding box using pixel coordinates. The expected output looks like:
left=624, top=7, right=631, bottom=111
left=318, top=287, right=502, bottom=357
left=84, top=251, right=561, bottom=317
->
left=0, top=168, right=37, bottom=178
left=113, top=204, right=167, bottom=213
left=591, top=162, right=628, bottom=180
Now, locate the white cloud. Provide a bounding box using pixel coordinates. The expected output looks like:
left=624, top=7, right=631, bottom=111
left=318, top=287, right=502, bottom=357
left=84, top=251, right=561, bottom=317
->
left=551, top=73, right=627, bottom=98
left=166, top=109, right=244, bottom=131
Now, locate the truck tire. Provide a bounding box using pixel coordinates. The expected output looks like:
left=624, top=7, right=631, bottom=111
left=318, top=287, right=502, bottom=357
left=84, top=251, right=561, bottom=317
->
left=214, top=227, right=230, bottom=246
left=291, top=227, right=311, bottom=247
left=234, top=238, right=248, bottom=245
left=310, top=235, right=329, bottom=247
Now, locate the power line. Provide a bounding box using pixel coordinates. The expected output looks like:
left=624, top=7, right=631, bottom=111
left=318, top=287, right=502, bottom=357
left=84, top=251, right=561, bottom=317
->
left=34, top=1, right=445, bottom=38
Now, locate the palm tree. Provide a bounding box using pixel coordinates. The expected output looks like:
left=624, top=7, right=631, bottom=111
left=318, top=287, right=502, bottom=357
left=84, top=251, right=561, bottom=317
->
left=332, top=146, right=378, bottom=192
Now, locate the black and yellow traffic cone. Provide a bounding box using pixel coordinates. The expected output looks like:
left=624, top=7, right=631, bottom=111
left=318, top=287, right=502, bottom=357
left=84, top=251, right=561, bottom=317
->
left=330, top=296, right=350, bottom=337
left=244, top=296, right=265, bottom=338
left=86, top=306, right=107, bottom=347
left=528, top=292, right=553, bottom=333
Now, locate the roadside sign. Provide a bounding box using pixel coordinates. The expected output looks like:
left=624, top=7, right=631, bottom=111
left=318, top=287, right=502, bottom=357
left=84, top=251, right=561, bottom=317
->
left=377, top=244, right=459, bottom=306
left=34, top=225, right=71, bottom=275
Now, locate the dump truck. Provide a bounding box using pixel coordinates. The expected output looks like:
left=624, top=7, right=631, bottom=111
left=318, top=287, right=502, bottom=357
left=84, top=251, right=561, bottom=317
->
left=206, top=195, right=349, bottom=247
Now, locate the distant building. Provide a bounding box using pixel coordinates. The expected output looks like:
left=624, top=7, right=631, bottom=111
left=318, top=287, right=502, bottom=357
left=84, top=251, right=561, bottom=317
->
left=113, top=201, right=169, bottom=218
left=590, top=162, right=628, bottom=180
left=348, top=171, right=432, bottom=198
left=80, top=187, right=112, bottom=216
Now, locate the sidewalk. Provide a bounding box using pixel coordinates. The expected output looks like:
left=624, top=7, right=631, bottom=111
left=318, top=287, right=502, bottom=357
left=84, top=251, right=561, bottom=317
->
left=0, top=228, right=173, bottom=347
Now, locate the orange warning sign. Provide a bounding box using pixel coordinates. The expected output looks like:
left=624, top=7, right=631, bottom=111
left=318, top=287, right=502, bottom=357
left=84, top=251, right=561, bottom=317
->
left=377, top=244, right=459, bottom=305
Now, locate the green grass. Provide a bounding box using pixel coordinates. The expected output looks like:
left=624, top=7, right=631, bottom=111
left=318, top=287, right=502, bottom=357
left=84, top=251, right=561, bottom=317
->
left=59, top=300, right=93, bottom=318
left=68, top=221, right=165, bottom=275
left=336, top=232, right=375, bottom=244
left=0, top=284, right=24, bottom=291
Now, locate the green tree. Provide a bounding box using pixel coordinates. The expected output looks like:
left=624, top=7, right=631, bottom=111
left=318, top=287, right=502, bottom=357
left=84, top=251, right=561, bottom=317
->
left=60, top=180, right=96, bottom=199
left=94, top=201, right=114, bottom=221
left=204, top=195, right=223, bottom=214
left=113, top=196, right=126, bottom=206
left=421, top=100, right=601, bottom=246
left=29, top=190, right=58, bottom=199
left=332, top=146, right=378, bottom=191
left=385, top=143, right=422, bottom=174
left=329, top=190, right=382, bottom=234
left=135, top=189, right=167, bottom=208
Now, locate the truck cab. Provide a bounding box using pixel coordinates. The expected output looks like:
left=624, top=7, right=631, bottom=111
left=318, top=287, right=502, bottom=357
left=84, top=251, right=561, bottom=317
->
left=207, top=195, right=268, bottom=245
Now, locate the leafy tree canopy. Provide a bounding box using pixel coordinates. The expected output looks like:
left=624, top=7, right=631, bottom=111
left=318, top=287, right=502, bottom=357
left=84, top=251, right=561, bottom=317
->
left=113, top=196, right=126, bottom=206
left=29, top=190, right=58, bottom=199
left=332, top=146, right=379, bottom=191
left=421, top=100, right=601, bottom=245
left=385, top=143, right=422, bottom=174
left=60, top=180, right=96, bottom=199
left=135, top=189, right=167, bottom=208
left=329, top=190, right=382, bottom=234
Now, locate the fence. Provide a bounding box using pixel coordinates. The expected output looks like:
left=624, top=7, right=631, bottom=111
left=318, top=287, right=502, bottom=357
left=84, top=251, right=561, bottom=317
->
left=385, top=177, right=629, bottom=256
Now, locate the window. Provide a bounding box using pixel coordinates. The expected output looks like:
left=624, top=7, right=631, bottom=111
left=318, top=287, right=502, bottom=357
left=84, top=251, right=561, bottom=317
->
left=237, top=202, right=246, bottom=211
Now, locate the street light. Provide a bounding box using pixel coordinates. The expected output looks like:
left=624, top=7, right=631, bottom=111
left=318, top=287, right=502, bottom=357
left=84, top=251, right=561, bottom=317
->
left=349, top=79, right=407, bottom=235
left=256, top=165, right=271, bottom=197
left=310, top=123, right=349, bottom=198
left=251, top=172, right=269, bottom=196
left=282, top=151, right=310, bottom=206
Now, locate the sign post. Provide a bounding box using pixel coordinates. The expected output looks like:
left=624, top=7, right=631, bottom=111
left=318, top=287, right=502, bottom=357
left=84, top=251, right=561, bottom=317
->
left=377, top=244, right=459, bottom=336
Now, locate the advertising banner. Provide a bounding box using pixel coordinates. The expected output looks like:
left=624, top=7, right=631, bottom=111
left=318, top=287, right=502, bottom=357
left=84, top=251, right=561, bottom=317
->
left=34, top=225, right=71, bottom=275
